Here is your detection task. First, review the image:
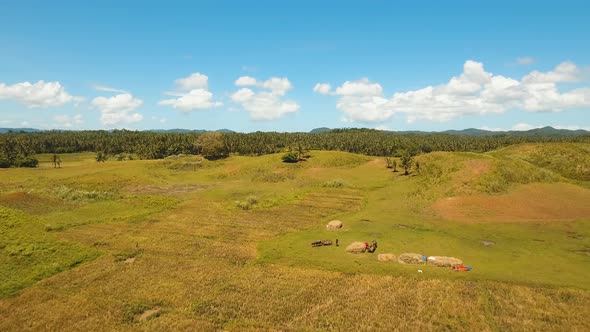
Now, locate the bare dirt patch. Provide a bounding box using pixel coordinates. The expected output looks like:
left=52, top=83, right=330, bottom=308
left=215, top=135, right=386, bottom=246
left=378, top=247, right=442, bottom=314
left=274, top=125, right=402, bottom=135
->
left=450, top=159, right=493, bottom=195
left=432, top=183, right=590, bottom=222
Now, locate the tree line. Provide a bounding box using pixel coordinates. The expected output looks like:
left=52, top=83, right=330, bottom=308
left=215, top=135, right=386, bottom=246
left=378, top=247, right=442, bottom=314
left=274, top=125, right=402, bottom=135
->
left=1, top=128, right=589, bottom=168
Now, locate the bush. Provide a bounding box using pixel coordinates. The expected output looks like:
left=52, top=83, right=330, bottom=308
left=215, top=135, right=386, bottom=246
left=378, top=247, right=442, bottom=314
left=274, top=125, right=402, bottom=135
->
left=235, top=195, right=258, bottom=210
left=281, top=152, right=299, bottom=163
left=322, top=180, right=346, bottom=188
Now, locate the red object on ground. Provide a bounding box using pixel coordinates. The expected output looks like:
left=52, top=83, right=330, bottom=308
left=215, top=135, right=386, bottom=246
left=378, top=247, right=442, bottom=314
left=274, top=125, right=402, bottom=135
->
left=452, top=265, right=472, bottom=271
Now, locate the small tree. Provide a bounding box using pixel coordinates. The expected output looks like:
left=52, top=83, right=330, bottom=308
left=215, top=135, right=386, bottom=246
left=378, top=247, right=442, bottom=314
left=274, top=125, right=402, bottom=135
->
left=282, top=151, right=298, bottom=163
left=385, top=157, right=394, bottom=168
left=400, top=150, right=414, bottom=175
left=392, top=160, right=398, bottom=172
left=196, top=132, right=228, bottom=159
left=296, top=142, right=309, bottom=160
left=415, top=161, right=420, bottom=174
left=96, top=151, right=107, bottom=162
left=52, top=153, right=62, bottom=168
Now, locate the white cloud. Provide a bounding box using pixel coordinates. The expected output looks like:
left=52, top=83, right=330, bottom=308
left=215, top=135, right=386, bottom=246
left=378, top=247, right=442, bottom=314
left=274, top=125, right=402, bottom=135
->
left=159, top=89, right=222, bottom=111
left=175, top=73, right=209, bottom=90
left=235, top=76, right=258, bottom=86
left=375, top=125, right=392, bottom=131
left=0, top=80, right=81, bottom=108
left=313, top=83, right=332, bottom=95
left=335, top=78, right=383, bottom=96
left=159, top=73, right=222, bottom=111
left=511, top=123, right=542, bottom=131
left=54, top=114, right=84, bottom=128
left=516, top=57, right=535, bottom=65
left=553, top=125, right=590, bottom=131
left=478, top=126, right=505, bottom=132
left=234, top=76, right=293, bottom=96
left=94, top=85, right=128, bottom=94
left=522, top=61, right=583, bottom=84
left=230, top=76, right=299, bottom=120
left=316, top=60, right=590, bottom=123
left=261, top=77, right=292, bottom=96
left=91, top=93, right=143, bottom=126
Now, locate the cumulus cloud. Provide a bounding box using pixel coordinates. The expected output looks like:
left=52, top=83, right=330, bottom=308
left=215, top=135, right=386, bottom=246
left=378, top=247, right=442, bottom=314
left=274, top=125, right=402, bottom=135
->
left=92, top=93, right=143, bottom=126
left=175, top=72, right=209, bottom=90
left=230, top=76, right=299, bottom=120
left=235, top=76, right=258, bottom=86
left=54, top=114, right=84, bottom=128
left=315, top=60, right=590, bottom=123
left=159, top=72, right=222, bottom=111
left=0, top=80, right=81, bottom=108
left=313, top=83, right=332, bottom=95
left=335, top=78, right=383, bottom=96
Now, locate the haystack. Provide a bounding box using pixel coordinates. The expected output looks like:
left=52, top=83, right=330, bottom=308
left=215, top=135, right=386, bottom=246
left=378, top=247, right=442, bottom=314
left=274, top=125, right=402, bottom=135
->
left=326, top=220, right=343, bottom=230
left=377, top=253, right=396, bottom=262
left=427, top=256, right=463, bottom=267
left=398, top=253, right=425, bottom=265
left=346, top=242, right=366, bottom=254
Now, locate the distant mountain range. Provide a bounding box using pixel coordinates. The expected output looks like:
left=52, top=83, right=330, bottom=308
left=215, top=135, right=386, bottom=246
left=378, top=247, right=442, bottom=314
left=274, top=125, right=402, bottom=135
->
left=310, top=126, right=590, bottom=136
left=1, top=126, right=588, bottom=136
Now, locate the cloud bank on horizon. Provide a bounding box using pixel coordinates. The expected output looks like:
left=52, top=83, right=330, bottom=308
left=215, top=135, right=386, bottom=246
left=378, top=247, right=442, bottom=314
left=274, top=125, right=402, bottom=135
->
left=313, top=60, right=590, bottom=123
left=1, top=60, right=589, bottom=130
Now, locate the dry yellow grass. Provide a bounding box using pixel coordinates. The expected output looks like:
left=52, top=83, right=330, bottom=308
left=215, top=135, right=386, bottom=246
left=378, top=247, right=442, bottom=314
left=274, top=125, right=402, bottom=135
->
left=1, top=149, right=590, bottom=331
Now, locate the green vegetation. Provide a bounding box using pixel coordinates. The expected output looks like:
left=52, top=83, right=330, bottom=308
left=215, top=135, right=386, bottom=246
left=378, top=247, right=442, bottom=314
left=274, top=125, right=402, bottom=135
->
left=195, top=132, right=228, bottom=159
left=49, top=185, right=118, bottom=201
left=2, top=129, right=590, bottom=168
left=400, top=150, right=414, bottom=175
left=281, top=151, right=299, bottom=163
left=0, top=144, right=589, bottom=330
left=0, top=206, right=99, bottom=297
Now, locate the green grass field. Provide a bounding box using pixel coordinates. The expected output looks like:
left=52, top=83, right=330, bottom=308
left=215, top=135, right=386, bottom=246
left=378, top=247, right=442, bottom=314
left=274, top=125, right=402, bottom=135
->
left=1, top=144, right=589, bottom=331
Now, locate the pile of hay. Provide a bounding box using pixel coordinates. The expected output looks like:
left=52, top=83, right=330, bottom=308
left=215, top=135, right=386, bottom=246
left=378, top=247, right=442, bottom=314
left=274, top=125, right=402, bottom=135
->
left=398, top=253, right=425, bottom=265
left=346, top=242, right=366, bottom=254
left=427, top=256, right=463, bottom=267
left=326, top=220, right=343, bottom=230
left=377, top=253, right=396, bottom=262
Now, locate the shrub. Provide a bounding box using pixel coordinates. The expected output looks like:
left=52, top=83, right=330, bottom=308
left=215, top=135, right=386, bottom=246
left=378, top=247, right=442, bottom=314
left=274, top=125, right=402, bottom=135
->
left=235, top=195, right=258, bottom=210
left=322, top=180, right=346, bottom=188
left=281, top=152, right=299, bottom=163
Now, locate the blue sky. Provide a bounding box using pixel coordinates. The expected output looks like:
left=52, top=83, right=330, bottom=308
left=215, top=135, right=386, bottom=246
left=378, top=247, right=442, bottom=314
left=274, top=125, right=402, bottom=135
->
left=1, top=0, right=589, bottom=132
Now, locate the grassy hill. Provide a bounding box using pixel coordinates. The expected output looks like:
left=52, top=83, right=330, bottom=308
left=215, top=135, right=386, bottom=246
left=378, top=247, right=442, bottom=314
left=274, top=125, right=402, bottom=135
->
left=0, top=145, right=589, bottom=330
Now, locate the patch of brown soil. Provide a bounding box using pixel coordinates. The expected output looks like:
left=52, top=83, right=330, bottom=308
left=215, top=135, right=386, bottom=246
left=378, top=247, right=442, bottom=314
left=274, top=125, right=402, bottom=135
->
left=450, top=159, right=493, bottom=195
left=432, top=183, right=590, bottom=222
left=0, top=192, right=66, bottom=214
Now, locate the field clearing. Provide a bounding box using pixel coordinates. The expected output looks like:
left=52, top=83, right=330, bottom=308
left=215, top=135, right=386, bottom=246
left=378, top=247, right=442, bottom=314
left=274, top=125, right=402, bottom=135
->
left=432, top=183, right=590, bottom=222
left=1, top=145, right=590, bottom=330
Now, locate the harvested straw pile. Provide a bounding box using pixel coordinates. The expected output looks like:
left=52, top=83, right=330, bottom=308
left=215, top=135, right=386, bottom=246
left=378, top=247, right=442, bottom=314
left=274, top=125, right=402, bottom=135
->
left=326, top=220, right=343, bottom=230
left=427, top=256, right=463, bottom=267
left=346, top=242, right=366, bottom=254
left=377, top=253, right=396, bottom=262
left=398, top=253, right=425, bottom=265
